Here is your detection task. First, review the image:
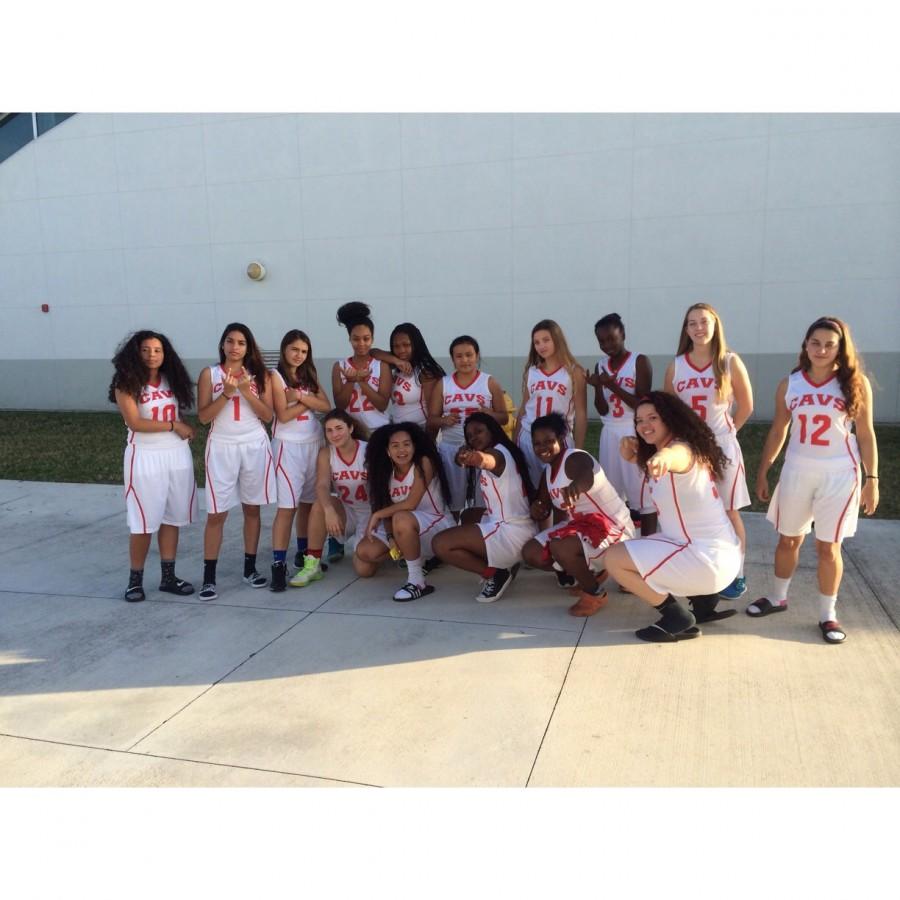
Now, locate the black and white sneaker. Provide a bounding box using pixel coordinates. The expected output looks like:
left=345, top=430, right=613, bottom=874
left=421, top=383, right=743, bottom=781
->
left=198, top=583, right=218, bottom=601
left=475, top=564, right=520, bottom=603
left=270, top=561, right=287, bottom=593
left=423, top=555, right=442, bottom=575
left=392, top=582, right=435, bottom=602
left=554, top=570, right=576, bottom=590
left=243, top=571, right=267, bottom=588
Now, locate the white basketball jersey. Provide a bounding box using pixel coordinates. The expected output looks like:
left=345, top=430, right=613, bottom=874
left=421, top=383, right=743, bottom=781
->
left=545, top=449, right=633, bottom=534
left=645, top=449, right=732, bottom=543
left=330, top=439, right=370, bottom=512
left=672, top=352, right=735, bottom=437
left=338, top=358, right=390, bottom=430
left=519, top=365, right=575, bottom=436
left=388, top=465, right=449, bottom=516
left=478, top=445, right=531, bottom=524
left=208, top=364, right=268, bottom=443
left=390, top=369, right=427, bottom=427
left=270, top=369, right=323, bottom=443
left=598, top=352, right=640, bottom=430
left=441, top=370, right=493, bottom=445
left=128, top=375, right=182, bottom=447
left=784, top=370, right=859, bottom=470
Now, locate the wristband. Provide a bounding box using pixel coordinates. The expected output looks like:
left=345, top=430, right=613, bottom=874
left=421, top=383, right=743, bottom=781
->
left=865, top=475, right=879, bottom=480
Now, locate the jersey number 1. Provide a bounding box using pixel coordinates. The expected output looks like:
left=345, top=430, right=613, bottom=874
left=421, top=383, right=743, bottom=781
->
left=535, top=396, right=553, bottom=417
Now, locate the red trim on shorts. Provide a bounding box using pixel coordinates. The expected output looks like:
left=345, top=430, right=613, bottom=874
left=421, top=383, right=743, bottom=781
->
left=728, top=461, right=745, bottom=510
left=418, top=512, right=447, bottom=537
left=205, top=440, right=219, bottom=513
left=642, top=543, right=689, bottom=580
left=188, top=480, right=196, bottom=524
left=264, top=446, right=274, bottom=504
left=832, top=477, right=859, bottom=543
left=480, top=520, right=502, bottom=541
left=124, top=445, right=148, bottom=533
left=275, top=443, right=296, bottom=507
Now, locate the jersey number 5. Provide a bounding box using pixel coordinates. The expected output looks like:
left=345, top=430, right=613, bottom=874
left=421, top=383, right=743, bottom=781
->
left=690, top=395, right=707, bottom=421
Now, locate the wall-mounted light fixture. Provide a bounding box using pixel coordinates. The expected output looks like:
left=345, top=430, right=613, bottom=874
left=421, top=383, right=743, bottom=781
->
left=247, top=261, right=267, bottom=281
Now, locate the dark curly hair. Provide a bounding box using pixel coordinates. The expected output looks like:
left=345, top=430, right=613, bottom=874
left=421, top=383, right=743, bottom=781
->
left=277, top=329, right=320, bottom=393
left=218, top=322, right=267, bottom=395
left=364, top=422, right=451, bottom=513
left=463, top=411, right=536, bottom=503
left=108, top=330, right=194, bottom=409
left=390, top=322, right=445, bottom=381
left=634, top=391, right=728, bottom=481
left=336, top=301, right=374, bottom=335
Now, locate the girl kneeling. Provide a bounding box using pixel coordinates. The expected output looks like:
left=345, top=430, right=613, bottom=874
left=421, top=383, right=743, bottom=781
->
left=431, top=413, right=537, bottom=603
left=605, top=392, right=741, bottom=642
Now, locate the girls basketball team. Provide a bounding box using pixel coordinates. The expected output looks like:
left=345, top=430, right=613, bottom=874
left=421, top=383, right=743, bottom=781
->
left=109, top=303, right=880, bottom=645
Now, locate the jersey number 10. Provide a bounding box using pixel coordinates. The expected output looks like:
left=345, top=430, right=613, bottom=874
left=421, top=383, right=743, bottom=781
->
left=150, top=405, right=177, bottom=422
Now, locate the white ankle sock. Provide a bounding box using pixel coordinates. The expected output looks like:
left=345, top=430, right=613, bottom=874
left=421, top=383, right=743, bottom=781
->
left=818, top=593, right=838, bottom=622
left=772, top=576, right=791, bottom=605
left=406, top=557, right=425, bottom=587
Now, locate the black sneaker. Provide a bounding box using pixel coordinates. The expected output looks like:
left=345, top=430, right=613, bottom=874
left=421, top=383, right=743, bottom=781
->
left=475, top=563, right=519, bottom=603
left=554, top=570, right=576, bottom=590
left=159, top=577, right=194, bottom=596
left=423, top=555, right=442, bottom=575
left=294, top=550, right=303, bottom=568
left=243, top=571, right=267, bottom=588
left=270, top=561, right=287, bottom=593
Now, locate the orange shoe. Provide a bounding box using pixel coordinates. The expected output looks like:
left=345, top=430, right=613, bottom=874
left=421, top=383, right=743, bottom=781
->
left=567, top=570, right=609, bottom=597
left=568, top=589, right=609, bottom=617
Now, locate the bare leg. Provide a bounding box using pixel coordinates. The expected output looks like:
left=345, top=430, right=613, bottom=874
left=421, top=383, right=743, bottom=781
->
left=548, top=536, right=595, bottom=592
left=521, top=538, right=553, bottom=571
left=295, top=502, right=311, bottom=540
left=272, top=506, right=296, bottom=552
left=815, top=540, right=843, bottom=596
left=392, top=511, right=422, bottom=561
left=129, top=533, right=153, bottom=570
left=775, top=534, right=804, bottom=579
left=353, top=535, right=389, bottom=577
left=431, top=523, right=488, bottom=575
left=242, top=503, right=261, bottom=554
left=204, top=511, right=229, bottom=559
left=604, top=543, right=667, bottom=607
left=726, top=509, right=746, bottom=561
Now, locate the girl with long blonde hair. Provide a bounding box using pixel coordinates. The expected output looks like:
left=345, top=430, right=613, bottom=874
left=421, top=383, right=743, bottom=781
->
left=514, top=319, right=588, bottom=487
left=664, top=303, right=753, bottom=601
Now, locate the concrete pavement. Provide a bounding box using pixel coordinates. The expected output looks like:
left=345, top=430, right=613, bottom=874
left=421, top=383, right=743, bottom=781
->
left=1, top=480, right=899, bottom=787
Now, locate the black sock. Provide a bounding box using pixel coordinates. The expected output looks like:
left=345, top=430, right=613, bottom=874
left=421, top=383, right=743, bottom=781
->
left=160, top=559, right=176, bottom=583
left=654, top=594, right=677, bottom=611
left=657, top=599, right=695, bottom=633
left=128, top=569, right=143, bottom=588
left=244, top=553, right=257, bottom=578
left=688, top=594, right=718, bottom=617
left=204, top=559, right=217, bottom=585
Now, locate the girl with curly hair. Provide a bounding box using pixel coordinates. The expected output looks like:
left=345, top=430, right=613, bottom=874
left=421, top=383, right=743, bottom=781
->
left=520, top=413, right=634, bottom=617
left=268, top=329, right=331, bottom=592
left=604, top=392, right=741, bottom=642
left=428, top=335, right=510, bottom=517
left=353, top=422, right=452, bottom=601
left=664, top=303, right=753, bottom=600
left=197, top=322, right=274, bottom=601
left=109, top=330, right=198, bottom=602
left=514, top=319, right=588, bottom=486
left=431, top=412, right=536, bottom=603
left=747, top=317, right=879, bottom=645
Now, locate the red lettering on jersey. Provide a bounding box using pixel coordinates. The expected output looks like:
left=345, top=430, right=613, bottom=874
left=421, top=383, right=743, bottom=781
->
left=675, top=376, right=715, bottom=392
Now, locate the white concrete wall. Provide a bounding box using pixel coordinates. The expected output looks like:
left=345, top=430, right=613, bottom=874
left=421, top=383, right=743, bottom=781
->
left=1, top=112, right=898, bottom=417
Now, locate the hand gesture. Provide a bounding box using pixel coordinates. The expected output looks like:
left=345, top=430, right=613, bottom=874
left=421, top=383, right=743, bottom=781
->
left=444, top=410, right=461, bottom=427
left=222, top=370, right=239, bottom=399
left=530, top=497, right=551, bottom=521
left=646, top=449, right=672, bottom=479
left=236, top=368, right=254, bottom=397
left=391, top=357, right=413, bottom=376
left=455, top=446, right=477, bottom=468
left=620, top=435, right=638, bottom=463
left=560, top=482, right=582, bottom=508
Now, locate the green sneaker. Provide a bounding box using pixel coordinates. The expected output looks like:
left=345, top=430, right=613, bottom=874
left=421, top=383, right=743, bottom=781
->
left=289, top=555, right=323, bottom=588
